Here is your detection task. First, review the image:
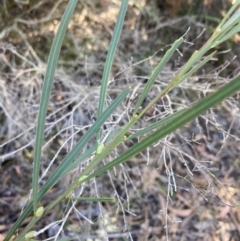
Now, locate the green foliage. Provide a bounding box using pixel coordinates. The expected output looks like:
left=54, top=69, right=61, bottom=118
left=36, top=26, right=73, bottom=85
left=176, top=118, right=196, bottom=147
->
left=4, top=0, right=240, bottom=240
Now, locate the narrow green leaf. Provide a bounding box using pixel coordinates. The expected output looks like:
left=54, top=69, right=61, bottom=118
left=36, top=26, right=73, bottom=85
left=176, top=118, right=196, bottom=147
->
left=105, top=128, right=122, bottom=143
left=220, top=7, right=240, bottom=31
left=182, top=51, right=216, bottom=81
left=87, top=74, right=240, bottom=180
left=218, top=0, right=240, bottom=29
left=32, top=0, right=78, bottom=213
left=33, top=74, right=240, bottom=230
left=58, top=145, right=96, bottom=181
left=211, top=24, right=240, bottom=48
left=4, top=146, right=95, bottom=241
left=161, top=50, right=215, bottom=97
left=97, top=0, right=129, bottom=140
left=67, top=197, right=115, bottom=203
left=177, top=50, right=201, bottom=77
left=127, top=108, right=186, bottom=140
left=5, top=88, right=129, bottom=241
left=40, top=88, right=128, bottom=202
left=133, top=37, right=183, bottom=114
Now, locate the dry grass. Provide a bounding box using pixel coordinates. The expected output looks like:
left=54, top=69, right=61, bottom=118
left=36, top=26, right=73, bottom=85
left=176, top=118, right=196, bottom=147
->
left=1, top=0, right=240, bottom=240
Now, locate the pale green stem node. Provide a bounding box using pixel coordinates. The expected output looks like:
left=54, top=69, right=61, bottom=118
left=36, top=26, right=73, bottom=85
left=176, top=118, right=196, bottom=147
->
left=24, top=231, right=37, bottom=239
left=78, top=175, right=88, bottom=183
left=35, top=206, right=44, bottom=218
left=96, top=143, right=105, bottom=155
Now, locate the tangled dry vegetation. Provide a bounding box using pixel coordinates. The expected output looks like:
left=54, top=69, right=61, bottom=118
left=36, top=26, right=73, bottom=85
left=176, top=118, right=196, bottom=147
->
left=1, top=0, right=240, bottom=240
